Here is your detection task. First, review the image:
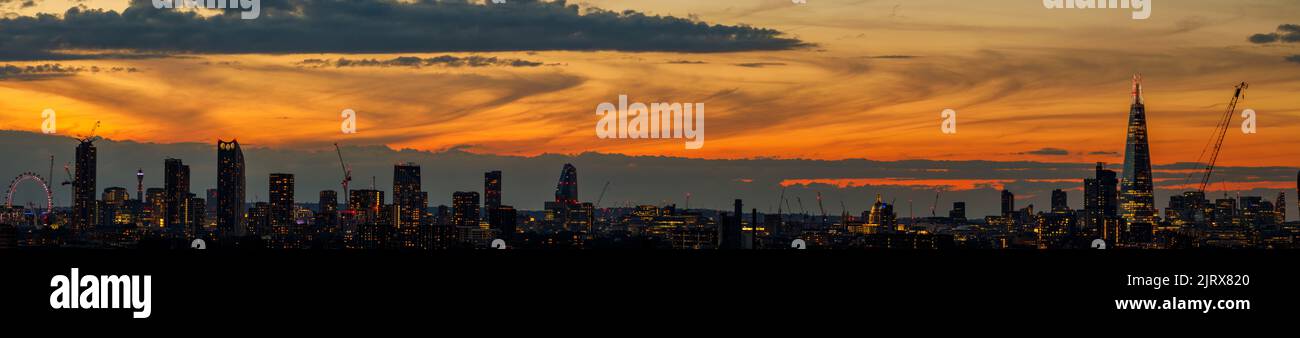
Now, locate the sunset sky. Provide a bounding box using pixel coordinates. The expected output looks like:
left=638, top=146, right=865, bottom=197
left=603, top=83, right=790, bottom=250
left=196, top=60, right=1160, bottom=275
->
left=0, top=0, right=1297, bottom=216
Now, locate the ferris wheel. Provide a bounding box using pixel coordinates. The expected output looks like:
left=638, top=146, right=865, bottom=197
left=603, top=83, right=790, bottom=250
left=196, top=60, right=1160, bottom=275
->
left=5, top=172, right=54, bottom=213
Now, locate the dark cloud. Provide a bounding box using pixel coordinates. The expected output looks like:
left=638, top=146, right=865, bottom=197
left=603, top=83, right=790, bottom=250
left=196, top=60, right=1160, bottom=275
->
left=0, top=0, right=807, bottom=61
left=666, top=60, right=708, bottom=64
left=1248, top=24, right=1300, bottom=44
left=0, top=0, right=37, bottom=8
left=0, top=63, right=137, bottom=80
left=1287, top=55, right=1300, bottom=64
left=1088, top=151, right=1120, bottom=156
left=296, top=55, right=548, bottom=68
left=735, top=62, right=786, bottom=68
left=1020, top=148, right=1069, bottom=156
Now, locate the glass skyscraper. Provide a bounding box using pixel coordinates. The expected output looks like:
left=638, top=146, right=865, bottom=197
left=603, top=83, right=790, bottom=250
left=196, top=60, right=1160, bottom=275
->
left=1120, top=75, right=1156, bottom=225
left=217, top=139, right=245, bottom=237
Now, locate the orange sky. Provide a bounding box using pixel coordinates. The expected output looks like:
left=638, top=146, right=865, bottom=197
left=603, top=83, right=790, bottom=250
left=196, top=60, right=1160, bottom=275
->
left=1, top=0, right=1297, bottom=166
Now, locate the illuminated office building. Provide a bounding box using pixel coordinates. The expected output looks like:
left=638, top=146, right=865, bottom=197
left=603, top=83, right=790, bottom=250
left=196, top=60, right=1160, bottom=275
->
left=269, top=173, right=295, bottom=227
left=72, top=139, right=97, bottom=231
left=555, top=164, right=578, bottom=206
left=217, top=139, right=246, bottom=236
left=452, top=191, right=480, bottom=228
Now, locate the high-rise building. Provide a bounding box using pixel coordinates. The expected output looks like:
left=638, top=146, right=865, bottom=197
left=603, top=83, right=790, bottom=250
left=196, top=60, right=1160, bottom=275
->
left=485, top=170, right=504, bottom=231
left=718, top=199, right=744, bottom=249
left=349, top=189, right=384, bottom=223
left=393, top=163, right=422, bottom=228
left=1274, top=192, right=1286, bottom=224
left=485, top=170, right=502, bottom=209
left=269, top=173, right=295, bottom=227
left=1085, top=163, right=1119, bottom=218
left=949, top=202, right=966, bottom=221
left=489, top=205, right=517, bottom=237
left=247, top=202, right=271, bottom=237
left=1051, top=189, right=1069, bottom=212
left=217, top=139, right=246, bottom=237
left=1000, top=190, right=1015, bottom=217
left=135, top=169, right=144, bottom=202
left=100, top=187, right=130, bottom=227
left=555, top=164, right=578, bottom=206
left=1120, top=75, right=1156, bottom=225
left=318, top=190, right=338, bottom=229
left=145, top=188, right=166, bottom=228
left=164, top=158, right=190, bottom=230
left=72, top=139, right=97, bottom=231
left=452, top=191, right=480, bottom=228
left=205, top=189, right=219, bottom=230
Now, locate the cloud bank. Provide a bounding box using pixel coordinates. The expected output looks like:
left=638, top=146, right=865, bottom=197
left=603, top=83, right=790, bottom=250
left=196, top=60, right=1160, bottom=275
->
left=0, top=0, right=807, bottom=61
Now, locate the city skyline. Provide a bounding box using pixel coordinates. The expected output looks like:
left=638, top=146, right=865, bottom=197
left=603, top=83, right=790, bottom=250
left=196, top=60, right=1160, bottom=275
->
left=0, top=1, right=1296, bottom=165
left=0, top=70, right=1296, bottom=250
left=1, top=128, right=1297, bottom=220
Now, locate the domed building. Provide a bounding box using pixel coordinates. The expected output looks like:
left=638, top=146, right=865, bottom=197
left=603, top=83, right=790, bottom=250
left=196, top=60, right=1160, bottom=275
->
left=864, top=194, right=897, bottom=233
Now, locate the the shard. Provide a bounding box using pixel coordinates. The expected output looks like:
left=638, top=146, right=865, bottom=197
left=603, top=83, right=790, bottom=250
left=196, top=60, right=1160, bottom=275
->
left=1120, top=74, right=1156, bottom=225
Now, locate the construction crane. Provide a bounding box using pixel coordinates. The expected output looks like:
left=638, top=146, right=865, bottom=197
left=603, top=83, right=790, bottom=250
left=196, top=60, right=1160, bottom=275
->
left=333, top=143, right=352, bottom=211
left=930, top=190, right=941, bottom=217
left=595, top=181, right=611, bottom=208
left=60, top=163, right=73, bottom=207
left=775, top=187, right=786, bottom=222
left=1187, top=82, right=1248, bottom=193
left=71, top=121, right=101, bottom=144
left=816, top=192, right=828, bottom=226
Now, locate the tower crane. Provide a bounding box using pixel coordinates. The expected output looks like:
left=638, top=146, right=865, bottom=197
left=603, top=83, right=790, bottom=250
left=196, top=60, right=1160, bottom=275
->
left=1186, top=82, right=1248, bottom=193
left=333, top=143, right=353, bottom=212
left=595, top=181, right=610, bottom=208
left=70, top=121, right=101, bottom=144
left=816, top=192, right=828, bottom=226
left=930, top=190, right=941, bottom=217
left=60, top=163, right=73, bottom=207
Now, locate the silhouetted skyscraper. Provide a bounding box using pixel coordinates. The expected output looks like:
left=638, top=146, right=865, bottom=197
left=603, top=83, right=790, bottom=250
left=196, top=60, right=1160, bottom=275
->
left=485, top=170, right=502, bottom=210
left=269, top=173, right=295, bottom=227
left=718, top=199, right=744, bottom=249
left=72, top=139, right=97, bottom=231
left=1051, top=189, right=1068, bottom=212
left=1275, top=192, right=1286, bottom=224
left=217, top=139, right=245, bottom=236
left=555, top=164, right=578, bottom=205
left=164, top=158, right=190, bottom=230
left=1120, top=75, right=1156, bottom=225
left=949, top=202, right=966, bottom=220
left=392, top=163, right=420, bottom=207
left=1085, top=162, right=1120, bottom=235
left=318, top=190, right=338, bottom=228
left=1000, top=190, right=1015, bottom=217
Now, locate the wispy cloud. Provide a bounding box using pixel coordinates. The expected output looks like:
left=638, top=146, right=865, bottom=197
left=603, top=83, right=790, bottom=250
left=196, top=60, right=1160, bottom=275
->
left=296, top=55, right=549, bottom=69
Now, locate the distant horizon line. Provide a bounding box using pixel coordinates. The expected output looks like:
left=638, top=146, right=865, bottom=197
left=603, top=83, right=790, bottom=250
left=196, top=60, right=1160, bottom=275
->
left=3, top=129, right=1295, bottom=169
